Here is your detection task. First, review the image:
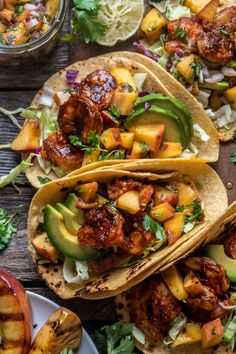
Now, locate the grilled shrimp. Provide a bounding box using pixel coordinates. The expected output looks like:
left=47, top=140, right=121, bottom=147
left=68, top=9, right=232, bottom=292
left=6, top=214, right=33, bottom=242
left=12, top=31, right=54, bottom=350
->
left=186, top=286, right=218, bottom=312
left=58, top=95, right=103, bottom=144
left=130, top=276, right=182, bottom=340
left=120, top=227, right=155, bottom=256
left=41, top=130, right=83, bottom=172
left=77, top=206, right=125, bottom=249
left=197, top=20, right=234, bottom=65
left=79, top=70, right=117, bottom=111
left=184, top=257, right=230, bottom=294
left=165, top=17, right=202, bottom=53
left=107, top=178, right=142, bottom=200
left=215, top=6, right=236, bottom=33
left=224, top=231, right=236, bottom=259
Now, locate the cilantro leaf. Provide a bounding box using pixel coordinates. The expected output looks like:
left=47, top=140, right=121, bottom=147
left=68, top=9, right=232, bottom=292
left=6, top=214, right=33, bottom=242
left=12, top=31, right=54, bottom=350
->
left=185, top=198, right=204, bottom=223
left=37, top=176, right=52, bottom=185
left=69, top=131, right=100, bottom=154
left=0, top=207, right=21, bottom=251
left=59, top=349, right=74, bottom=354
left=73, top=0, right=99, bottom=11
left=230, top=150, right=236, bottom=163
left=174, top=27, right=187, bottom=44
left=108, top=104, right=121, bottom=120
left=72, top=9, right=107, bottom=44
left=143, top=215, right=166, bottom=240
left=98, top=150, right=125, bottom=161
left=140, top=141, right=150, bottom=151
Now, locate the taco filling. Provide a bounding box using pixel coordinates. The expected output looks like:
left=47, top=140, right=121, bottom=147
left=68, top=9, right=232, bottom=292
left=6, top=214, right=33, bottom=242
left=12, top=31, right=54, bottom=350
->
left=12, top=64, right=211, bottom=178
left=30, top=176, right=205, bottom=284
left=117, top=230, right=236, bottom=352
left=136, top=1, right=236, bottom=141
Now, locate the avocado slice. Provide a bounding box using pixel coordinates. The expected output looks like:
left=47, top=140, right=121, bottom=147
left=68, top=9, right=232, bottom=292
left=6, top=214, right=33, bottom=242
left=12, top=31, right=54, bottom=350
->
left=55, top=203, right=81, bottom=236
left=199, top=81, right=229, bottom=91
left=134, top=93, right=193, bottom=145
left=44, top=205, right=98, bottom=261
left=124, top=106, right=187, bottom=148
left=64, top=193, right=84, bottom=225
left=205, top=244, right=236, bottom=282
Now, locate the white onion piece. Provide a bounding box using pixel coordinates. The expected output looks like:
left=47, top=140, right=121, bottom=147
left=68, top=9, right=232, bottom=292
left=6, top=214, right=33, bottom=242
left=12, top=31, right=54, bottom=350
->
left=202, top=67, right=210, bottom=78
left=215, top=104, right=236, bottom=127
left=24, top=4, right=37, bottom=10
left=221, top=66, right=236, bottom=77
left=38, top=86, right=54, bottom=107
left=31, top=10, right=40, bottom=18
left=205, top=73, right=224, bottom=83
left=24, top=18, right=38, bottom=31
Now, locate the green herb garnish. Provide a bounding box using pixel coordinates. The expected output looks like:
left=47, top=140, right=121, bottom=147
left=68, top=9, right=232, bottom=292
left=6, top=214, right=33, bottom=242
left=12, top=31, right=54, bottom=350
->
left=140, top=141, right=150, bottom=151
left=37, top=176, right=52, bottom=184
left=185, top=198, right=204, bottom=223
left=143, top=215, right=166, bottom=240
left=108, top=104, right=121, bottom=120
left=174, top=27, right=187, bottom=44
left=62, top=0, right=107, bottom=44
left=69, top=131, right=100, bottom=153
left=98, top=150, right=125, bottom=161
left=0, top=207, right=22, bottom=251
left=230, top=150, right=236, bottom=163
left=59, top=349, right=74, bottom=354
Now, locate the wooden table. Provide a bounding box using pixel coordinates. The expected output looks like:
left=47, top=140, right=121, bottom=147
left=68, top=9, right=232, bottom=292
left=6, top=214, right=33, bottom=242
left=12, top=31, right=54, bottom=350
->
left=0, top=7, right=236, bottom=348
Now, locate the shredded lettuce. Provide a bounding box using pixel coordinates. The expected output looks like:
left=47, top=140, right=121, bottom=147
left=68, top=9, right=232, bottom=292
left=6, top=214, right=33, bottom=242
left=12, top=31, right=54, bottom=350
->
left=166, top=3, right=192, bottom=20
left=150, top=40, right=170, bottom=68
left=164, top=313, right=187, bottom=345
left=133, top=73, right=147, bottom=91
left=0, top=107, right=25, bottom=129
left=0, top=153, right=36, bottom=189
left=193, top=124, right=210, bottom=142
left=63, top=258, right=89, bottom=284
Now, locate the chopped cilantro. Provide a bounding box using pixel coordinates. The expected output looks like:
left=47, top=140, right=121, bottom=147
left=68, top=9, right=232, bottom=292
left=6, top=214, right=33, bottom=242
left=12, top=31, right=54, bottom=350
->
left=98, top=150, right=125, bottom=161
left=14, top=5, right=24, bottom=16
left=0, top=34, right=4, bottom=44
left=0, top=206, right=22, bottom=251
left=174, top=27, right=187, bottom=44
left=59, top=349, right=74, bottom=354
left=230, top=150, right=236, bottom=163
left=143, top=215, right=166, bottom=240
left=185, top=198, right=204, bottom=223
left=37, top=176, right=52, bottom=184
left=108, top=104, right=121, bottom=120
left=69, top=131, right=100, bottom=154
left=140, top=141, right=150, bottom=151
left=192, top=61, right=202, bottom=80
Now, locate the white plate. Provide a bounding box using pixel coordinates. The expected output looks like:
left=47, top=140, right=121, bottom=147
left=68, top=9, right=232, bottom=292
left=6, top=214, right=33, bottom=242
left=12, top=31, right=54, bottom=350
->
left=27, top=291, right=99, bottom=354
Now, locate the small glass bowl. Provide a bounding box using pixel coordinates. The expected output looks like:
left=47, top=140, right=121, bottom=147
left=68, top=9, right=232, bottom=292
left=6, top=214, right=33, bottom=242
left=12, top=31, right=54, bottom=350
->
left=0, top=0, right=68, bottom=66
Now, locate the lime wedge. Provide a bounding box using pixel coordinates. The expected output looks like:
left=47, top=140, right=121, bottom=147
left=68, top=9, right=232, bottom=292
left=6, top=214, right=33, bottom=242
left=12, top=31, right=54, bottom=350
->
left=96, top=0, right=144, bottom=46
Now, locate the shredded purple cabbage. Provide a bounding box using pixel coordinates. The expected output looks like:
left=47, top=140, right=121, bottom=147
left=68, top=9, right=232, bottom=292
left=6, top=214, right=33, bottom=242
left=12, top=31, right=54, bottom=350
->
left=38, top=4, right=46, bottom=12
left=133, top=41, right=159, bottom=61
left=66, top=70, right=79, bottom=86
left=35, top=147, right=42, bottom=155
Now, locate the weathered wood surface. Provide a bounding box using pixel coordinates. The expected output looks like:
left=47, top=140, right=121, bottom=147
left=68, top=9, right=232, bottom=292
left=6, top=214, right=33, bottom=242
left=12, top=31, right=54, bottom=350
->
left=0, top=5, right=236, bottom=344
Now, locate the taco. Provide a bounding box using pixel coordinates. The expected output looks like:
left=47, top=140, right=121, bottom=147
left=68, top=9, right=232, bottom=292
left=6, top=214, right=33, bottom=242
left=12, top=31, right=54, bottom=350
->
left=10, top=54, right=219, bottom=189
left=131, top=0, right=236, bottom=142
left=115, top=201, right=236, bottom=354
left=27, top=160, right=227, bottom=299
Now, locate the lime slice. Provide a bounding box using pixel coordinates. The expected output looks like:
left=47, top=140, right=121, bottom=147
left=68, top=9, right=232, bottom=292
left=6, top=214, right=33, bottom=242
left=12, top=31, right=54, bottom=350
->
left=96, top=0, right=144, bottom=46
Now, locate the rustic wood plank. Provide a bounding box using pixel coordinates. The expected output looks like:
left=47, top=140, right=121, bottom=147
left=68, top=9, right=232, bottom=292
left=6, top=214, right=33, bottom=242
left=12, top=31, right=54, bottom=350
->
left=0, top=12, right=70, bottom=91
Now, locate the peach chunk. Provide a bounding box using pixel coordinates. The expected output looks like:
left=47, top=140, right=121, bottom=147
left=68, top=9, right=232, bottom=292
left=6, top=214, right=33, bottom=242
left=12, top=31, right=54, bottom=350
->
left=11, top=120, right=40, bottom=151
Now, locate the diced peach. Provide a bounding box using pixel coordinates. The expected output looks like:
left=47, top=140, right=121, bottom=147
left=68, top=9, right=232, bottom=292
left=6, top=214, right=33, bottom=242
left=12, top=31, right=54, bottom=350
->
left=201, top=319, right=223, bottom=349
left=130, top=124, right=165, bottom=152
left=177, top=54, right=195, bottom=83
left=140, top=8, right=167, bottom=43
left=0, top=22, right=6, bottom=32
left=120, top=132, right=134, bottom=149
left=184, top=0, right=210, bottom=13
left=82, top=149, right=100, bottom=166
left=101, top=128, right=121, bottom=150
left=32, top=234, right=59, bottom=263
left=14, top=9, right=31, bottom=23
left=225, top=86, right=236, bottom=110
left=151, top=142, right=183, bottom=158
left=154, top=186, right=179, bottom=207
left=172, top=323, right=202, bottom=347
left=0, top=8, right=14, bottom=21
left=101, top=111, right=119, bottom=127
left=164, top=212, right=185, bottom=245
left=45, top=0, right=60, bottom=17
left=11, top=120, right=40, bottom=151
left=2, top=23, right=30, bottom=45
left=76, top=182, right=98, bottom=203
left=150, top=202, right=175, bottom=222
left=111, top=92, right=138, bottom=115
left=162, top=265, right=188, bottom=301
left=139, top=185, right=154, bottom=208
left=184, top=271, right=205, bottom=296
left=196, top=0, right=219, bottom=22
left=110, top=68, right=137, bottom=91
left=130, top=141, right=149, bottom=159
left=174, top=182, right=197, bottom=207
left=117, top=190, right=140, bottom=214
